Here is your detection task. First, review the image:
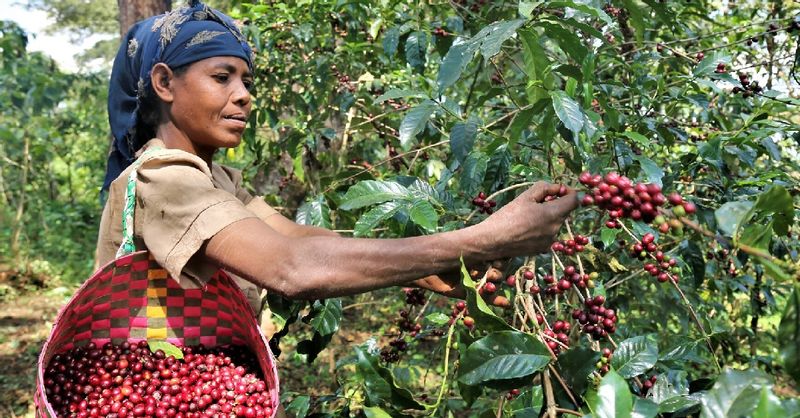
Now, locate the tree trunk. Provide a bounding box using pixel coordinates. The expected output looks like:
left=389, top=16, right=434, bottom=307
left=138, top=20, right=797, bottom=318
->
left=10, top=134, right=29, bottom=262
left=118, top=0, right=172, bottom=37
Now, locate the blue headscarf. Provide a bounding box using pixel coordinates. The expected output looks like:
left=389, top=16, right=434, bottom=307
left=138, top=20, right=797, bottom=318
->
left=103, top=0, right=254, bottom=191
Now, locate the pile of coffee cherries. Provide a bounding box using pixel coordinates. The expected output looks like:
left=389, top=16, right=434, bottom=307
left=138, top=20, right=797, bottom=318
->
left=43, top=341, right=273, bottom=418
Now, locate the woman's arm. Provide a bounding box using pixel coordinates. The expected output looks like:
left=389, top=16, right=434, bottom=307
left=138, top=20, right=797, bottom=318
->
left=203, top=182, right=577, bottom=300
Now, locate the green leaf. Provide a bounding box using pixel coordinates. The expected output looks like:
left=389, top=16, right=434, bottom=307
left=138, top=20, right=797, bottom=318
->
left=362, top=406, right=393, bottom=418
left=700, top=368, right=772, bottom=418
left=519, top=1, right=544, bottom=18
left=590, top=369, right=634, bottom=418
left=285, top=395, right=311, bottom=418
left=714, top=201, right=754, bottom=237
left=404, top=31, right=428, bottom=72
left=754, top=185, right=794, bottom=235
left=307, top=299, right=342, bottom=336
left=437, top=40, right=478, bottom=93
left=457, top=331, right=551, bottom=386
left=295, top=195, right=332, bottom=229
left=601, top=226, right=621, bottom=248
left=354, top=201, right=403, bottom=237
left=739, top=222, right=773, bottom=250
left=537, top=21, right=588, bottom=62
left=556, top=346, right=601, bottom=396
left=611, top=335, right=658, bottom=378
left=373, top=89, right=428, bottom=104
left=382, top=27, right=400, bottom=57
left=426, top=312, right=450, bottom=326
left=408, top=200, right=438, bottom=232
left=398, top=100, right=436, bottom=148
left=757, top=256, right=793, bottom=282
left=633, top=156, right=664, bottom=187
left=477, top=19, right=526, bottom=59
left=547, top=1, right=613, bottom=25
left=340, top=180, right=410, bottom=210
left=450, top=117, right=479, bottom=164
left=148, top=340, right=184, bottom=360
left=354, top=345, right=423, bottom=410
left=619, top=0, right=644, bottom=43
left=459, top=260, right=514, bottom=332
left=753, top=386, right=789, bottom=418
left=459, top=151, right=489, bottom=197
left=550, top=90, right=584, bottom=133
left=778, top=284, right=800, bottom=383
left=633, top=398, right=659, bottom=418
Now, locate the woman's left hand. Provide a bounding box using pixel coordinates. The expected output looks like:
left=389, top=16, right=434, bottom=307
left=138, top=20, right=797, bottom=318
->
left=411, top=261, right=508, bottom=306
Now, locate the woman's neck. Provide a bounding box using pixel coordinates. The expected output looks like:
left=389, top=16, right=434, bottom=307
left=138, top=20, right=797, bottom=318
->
left=155, top=123, right=216, bottom=168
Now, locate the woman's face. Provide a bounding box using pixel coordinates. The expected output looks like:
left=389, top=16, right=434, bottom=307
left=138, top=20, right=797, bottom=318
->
left=169, top=56, right=253, bottom=150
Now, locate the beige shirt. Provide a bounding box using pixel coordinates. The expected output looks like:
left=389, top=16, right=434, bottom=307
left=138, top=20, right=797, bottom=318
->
left=95, top=139, right=278, bottom=312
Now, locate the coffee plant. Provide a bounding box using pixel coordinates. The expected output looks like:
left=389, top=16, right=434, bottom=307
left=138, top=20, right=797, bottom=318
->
left=225, top=0, right=800, bottom=416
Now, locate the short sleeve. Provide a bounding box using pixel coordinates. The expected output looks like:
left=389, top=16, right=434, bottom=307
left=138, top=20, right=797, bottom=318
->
left=136, top=156, right=257, bottom=287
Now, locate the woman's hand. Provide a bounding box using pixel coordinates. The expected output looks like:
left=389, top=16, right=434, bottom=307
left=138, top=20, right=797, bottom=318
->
left=476, top=182, right=578, bottom=259
left=411, top=261, right=509, bottom=306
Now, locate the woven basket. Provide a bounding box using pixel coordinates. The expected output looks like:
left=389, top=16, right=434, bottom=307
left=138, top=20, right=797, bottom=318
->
left=34, top=148, right=279, bottom=417
left=34, top=251, right=280, bottom=417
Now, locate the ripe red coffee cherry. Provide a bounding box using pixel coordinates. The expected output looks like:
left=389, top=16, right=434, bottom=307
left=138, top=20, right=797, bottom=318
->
left=505, top=275, right=516, bottom=287
left=483, top=282, right=497, bottom=293
left=682, top=201, right=697, bottom=214
left=523, top=270, right=535, bottom=280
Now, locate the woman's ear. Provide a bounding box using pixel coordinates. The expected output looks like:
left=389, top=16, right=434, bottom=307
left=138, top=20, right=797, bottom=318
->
left=150, top=63, right=175, bottom=103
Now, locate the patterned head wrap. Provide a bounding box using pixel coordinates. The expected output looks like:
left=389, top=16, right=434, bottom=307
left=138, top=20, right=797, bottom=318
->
left=103, top=0, right=254, bottom=191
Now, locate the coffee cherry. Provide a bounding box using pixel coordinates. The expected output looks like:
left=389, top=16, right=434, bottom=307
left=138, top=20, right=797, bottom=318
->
left=483, top=282, right=497, bottom=293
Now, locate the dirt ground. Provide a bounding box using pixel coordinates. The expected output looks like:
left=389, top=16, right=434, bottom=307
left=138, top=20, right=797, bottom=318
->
left=0, top=291, right=67, bottom=417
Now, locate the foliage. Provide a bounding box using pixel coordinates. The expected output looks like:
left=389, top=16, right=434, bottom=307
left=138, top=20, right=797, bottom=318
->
left=0, top=20, right=108, bottom=288
left=226, top=0, right=800, bottom=416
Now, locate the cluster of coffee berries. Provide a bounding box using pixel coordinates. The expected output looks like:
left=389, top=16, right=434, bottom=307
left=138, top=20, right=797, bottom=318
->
left=579, top=171, right=683, bottom=226
left=602, top=4, right=622, bottom=17
left=432, top=27, right=449, bottom=37
left=596, top=347, right=613, bottom=375
left=449, top=300, right=475, bottom=330
left=551, top=235, right=590, bottom=255
left=644, top=250, right=680, bottom=283
left=505, top=388, right=521, bottom=400
left=404, top=288, right=426, bottom=306
left=641, top=374, right=659, bottom=394
left=542, top=320, right=571, bottom=355
left=330, top=65, right=356, bottom=93
left=396, top=309, right=423, bottom=336
left=573, top=295, right=617, bottom=341
left=731, top=72, right=763, bottom=98
left=471, top=191, right=496, bottom=214
left=380, top=338, right=409, bottom=363
left=44, top=341, right=273, bottom=418
left=539, top=266, right=596, bottom=296
left=707, top=246, right=738, bottom=276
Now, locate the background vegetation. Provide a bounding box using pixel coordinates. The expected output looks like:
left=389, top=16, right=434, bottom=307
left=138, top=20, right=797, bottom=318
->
left=2, top=0, right=800, bottom=416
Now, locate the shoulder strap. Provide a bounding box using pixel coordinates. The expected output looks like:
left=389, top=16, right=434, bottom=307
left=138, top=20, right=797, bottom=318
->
left=115, top=147, right=163, bottom=258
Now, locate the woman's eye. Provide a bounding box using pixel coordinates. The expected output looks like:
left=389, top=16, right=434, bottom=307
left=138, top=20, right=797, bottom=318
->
left=243, top=80, right=254, bottom=91
left=213, top=74, right=229, bottom=82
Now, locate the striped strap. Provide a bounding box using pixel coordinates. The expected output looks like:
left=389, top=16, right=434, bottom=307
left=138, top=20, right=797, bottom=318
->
left=115, top=147, right=163, bottom=258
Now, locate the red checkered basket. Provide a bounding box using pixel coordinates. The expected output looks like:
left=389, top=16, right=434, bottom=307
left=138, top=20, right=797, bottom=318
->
left=34, top=148, right=279, bottom=417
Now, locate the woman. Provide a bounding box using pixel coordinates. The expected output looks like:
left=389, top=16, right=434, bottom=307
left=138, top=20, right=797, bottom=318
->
left=95, top=1, right=577, bottom=406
